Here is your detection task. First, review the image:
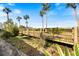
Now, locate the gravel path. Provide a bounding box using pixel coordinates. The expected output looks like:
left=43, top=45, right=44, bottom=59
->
left=0, top=38, right=26, bottom=56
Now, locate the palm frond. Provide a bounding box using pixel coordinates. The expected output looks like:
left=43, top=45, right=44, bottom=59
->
left=66, top=3, right=77, bottom=9
left=55, top=44, right=65, bottom=56
left=74, top=44, right=79, bottom=56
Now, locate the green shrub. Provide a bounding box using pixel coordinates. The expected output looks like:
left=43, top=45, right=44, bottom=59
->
left=1, top=31, right=13, bottom=39
left=12, top=25, right=19, bottom=36
left=3, top=20, right=19, bottom=37
left=44, top=41, right=52, bottom=48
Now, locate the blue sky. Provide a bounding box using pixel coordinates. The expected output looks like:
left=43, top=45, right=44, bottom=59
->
left=0, top=3, right=79, bottom=28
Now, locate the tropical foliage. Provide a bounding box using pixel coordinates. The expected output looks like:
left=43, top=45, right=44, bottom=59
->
left=42, top=3, right=51, bottom=32
left=3, top=7, right=11, bottom=20
left=16, top=16, right=22, bottom=26
left=55, top=44, right=79, bottom=56
left=3, top=19, right=19, bottom=38
left=23, top=15, right=30, bottom=28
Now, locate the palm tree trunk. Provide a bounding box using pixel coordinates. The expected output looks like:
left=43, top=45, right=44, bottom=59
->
left=27, top=22, right=29, bottom=35
left=40, top=17, right=44, bottom=38
left=6, top=13, right=10, bottom=32
left=42, top=17, right=44, bottom=33
left=19, top=21, right=20, bottom=27
left=26, top=22, right=27, bottom=28
left=74, top=8, right=78, bottom=44
left=45, top=13, right=48, bottom=32
left=7, top=13, right=9, bottom=21
left=18, top=21, right=20, bottom=36
left=26, top=21, right=29, bottom=35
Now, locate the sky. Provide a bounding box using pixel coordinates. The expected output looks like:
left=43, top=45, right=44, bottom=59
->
left=0, top=3, right=79, bottom=28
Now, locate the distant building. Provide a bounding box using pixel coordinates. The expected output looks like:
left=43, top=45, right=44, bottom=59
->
left=0, top=22, right=3, bottom=30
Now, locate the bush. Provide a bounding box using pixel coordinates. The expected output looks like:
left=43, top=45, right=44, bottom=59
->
left=12, top=25, right=19, bottom=36
left=44, top=41, right=52, bottom=48
left=3, top=20, right=19, bottom=37
left=1, top=26, right=19, bottom=39
left=1, top=31, right=13, bottom=39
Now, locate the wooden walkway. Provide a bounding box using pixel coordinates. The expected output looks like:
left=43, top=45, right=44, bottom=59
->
left=26, top=35, right=74, bottom=48
left=43, top=35, right=74, bottom=48
left=28, top=33, right=74, bottom=48
left=46, top=39, right=74, bottom=48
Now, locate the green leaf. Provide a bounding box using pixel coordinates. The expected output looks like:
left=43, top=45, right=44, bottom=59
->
left=43, top=50, right=52, bottom=56
left=55, top=44, right=65, bottom=56
left=63, top=47, right=71, bottom=56
left=40, top=48, right=52, bottom=56
left=74, top=44, right=79, bottom=56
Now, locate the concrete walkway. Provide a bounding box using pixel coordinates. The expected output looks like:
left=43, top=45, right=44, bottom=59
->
left=0, top=38, right=26, bottom=56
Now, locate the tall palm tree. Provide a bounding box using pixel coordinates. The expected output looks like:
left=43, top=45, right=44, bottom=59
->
left=40, top=10, right=45, bottom=33
left=66, top=3, right=79, bottom=44
left=16, top=16, right=22, bottom=26
left=23, top=15, right=30, bottom=35
left=3, top=7, right=11, bottom=21
left=42, top=3, right=51, bottom=32
left=23, top=15, right=29, bottom=28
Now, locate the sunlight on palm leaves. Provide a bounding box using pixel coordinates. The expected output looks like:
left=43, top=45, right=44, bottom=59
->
left=55, top=44, right=79, bottom=56
left=55, top=44, right=65, bottom=56
left=40, top=48, right=52, bottom=56
left=74, top=44, right=79, bottom=56
left=63, top=47, right=71, bottom=56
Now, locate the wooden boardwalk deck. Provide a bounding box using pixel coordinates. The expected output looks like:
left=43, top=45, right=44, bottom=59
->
left=28, top=33, right=74, bottom=48
left=46, top=39, right=74, bottom=48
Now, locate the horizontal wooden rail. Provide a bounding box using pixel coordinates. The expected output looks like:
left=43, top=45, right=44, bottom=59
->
left=46, top=39, right=74, bottom=48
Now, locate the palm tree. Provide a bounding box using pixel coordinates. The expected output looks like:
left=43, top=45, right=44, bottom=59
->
left=16, top=16, right=22, bottom=26
left=23, top=15, right=30, bottom=35
left=40, top=10, right=45, bottom=33
left=42, top=3, right=51, bottom=32
left=66, top=3, right=79, bottom=44
left=23, top=15, right=29, bottom=28
left=3, top=7, right=11, bottom=21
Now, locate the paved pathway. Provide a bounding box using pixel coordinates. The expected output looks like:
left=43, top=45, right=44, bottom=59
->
left=0, top=38, right=26, bottom=56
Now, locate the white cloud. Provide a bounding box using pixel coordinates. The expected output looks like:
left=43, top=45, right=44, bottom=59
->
left=0, top=4, right=4, bottom=10
left=13, top=9, right=21, bottom=14
left=1, top=13, right=6, bottom=17
left=0, top=11, right=7, bottom=17
left=8, top=3, right=15, bottom=6
left=0, top=11, right=7, bottom=23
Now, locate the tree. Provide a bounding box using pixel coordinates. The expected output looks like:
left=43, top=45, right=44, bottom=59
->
left=16, top=16, right=22, bottom=26
left=23, top=15, right=30, bottom=35
left=66, top=3, right=79, bottom=44
left=23, top=15, right=29, bottom=28
left=42, top=3, right=51, bottom=32
left=40, top=10, right=45, bottom=33
left=3, top=7, right=11, bottom=21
